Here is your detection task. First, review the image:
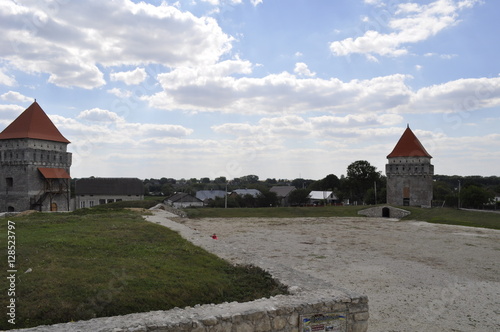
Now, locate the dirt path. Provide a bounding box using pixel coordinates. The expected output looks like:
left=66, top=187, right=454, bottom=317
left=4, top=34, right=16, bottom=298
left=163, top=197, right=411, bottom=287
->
left=148, top=211, right=500, bottom=332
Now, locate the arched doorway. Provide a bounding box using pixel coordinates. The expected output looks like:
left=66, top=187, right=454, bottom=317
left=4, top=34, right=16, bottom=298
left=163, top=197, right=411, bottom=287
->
left=50, top=202, right=58, bottom=212
left=382, top=207, right=390, bottom=218
left=7, top=206, right=15, bottom=212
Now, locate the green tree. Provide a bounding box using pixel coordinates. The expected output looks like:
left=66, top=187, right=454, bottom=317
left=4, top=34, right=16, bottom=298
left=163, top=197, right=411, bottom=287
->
left=345, top=160, right=381, bottom=204
left=460, top=185, right=494, bottom=209
left=309, top=174, right=340, bottom=191
left=256, top=191, right=278, bottom=207
left=433, top=181, right=453, bottom=201
left=288, top=189, right=310, bottom=206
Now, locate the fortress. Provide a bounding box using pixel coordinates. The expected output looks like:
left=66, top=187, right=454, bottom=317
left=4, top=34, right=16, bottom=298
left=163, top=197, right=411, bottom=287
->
left=386, top=125, right=434, bottom=207
left=0, top=102, right=72, bottom=212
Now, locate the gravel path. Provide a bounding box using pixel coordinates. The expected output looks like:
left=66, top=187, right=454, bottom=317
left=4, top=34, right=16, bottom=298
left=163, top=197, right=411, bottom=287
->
left=146, top=210, right=500, bottom=332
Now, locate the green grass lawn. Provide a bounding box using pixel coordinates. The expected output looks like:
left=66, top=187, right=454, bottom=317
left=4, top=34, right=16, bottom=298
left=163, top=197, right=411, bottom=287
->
left=400, top=206, right=500, bottom=230
left=185, top=205, right=367, bottom=218
left=0, top=208, right=287, bottom=330
left=185, top=205, right=500, bottom=230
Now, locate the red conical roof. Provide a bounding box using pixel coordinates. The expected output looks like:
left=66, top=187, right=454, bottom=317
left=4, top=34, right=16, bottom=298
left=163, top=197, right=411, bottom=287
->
left=387, top=126, right=431, bottom=158
left=0, top=101, right=70, bottom=143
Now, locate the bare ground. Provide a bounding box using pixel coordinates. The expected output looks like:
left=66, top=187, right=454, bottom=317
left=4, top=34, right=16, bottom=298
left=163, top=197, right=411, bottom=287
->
left=147, top=211, right=500, bottom=332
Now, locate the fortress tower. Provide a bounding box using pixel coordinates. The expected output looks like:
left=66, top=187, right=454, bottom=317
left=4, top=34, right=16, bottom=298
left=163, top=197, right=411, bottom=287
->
left=386, top=126, right=433, bottom=207
left=0, top=101, right=72, bottom=212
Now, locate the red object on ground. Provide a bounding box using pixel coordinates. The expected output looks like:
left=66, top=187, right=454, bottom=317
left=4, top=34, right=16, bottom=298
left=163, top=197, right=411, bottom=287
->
left=211, top=234, right=218, bottom=240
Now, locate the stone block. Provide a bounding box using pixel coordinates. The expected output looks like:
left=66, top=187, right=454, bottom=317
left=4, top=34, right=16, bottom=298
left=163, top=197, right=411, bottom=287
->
left=201, top=316, right=219, bottom=326
left=232, top=322, right=254, bottom=332
left=350, top=320, right=368, bottom=332
left=254, top=315, right=271, bottom=332
left=271, top=316, right=288, bottom=330
left=354, top=312, right=369, bottom=321
left=288, top=311, right=299, bottom=326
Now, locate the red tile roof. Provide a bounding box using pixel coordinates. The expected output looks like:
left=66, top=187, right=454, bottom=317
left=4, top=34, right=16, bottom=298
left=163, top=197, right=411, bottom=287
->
left=38, top=167, right=71, bottom=179
left=387, top=126, right=432, bottom=158
left=0, top=101, right=70, bottom=143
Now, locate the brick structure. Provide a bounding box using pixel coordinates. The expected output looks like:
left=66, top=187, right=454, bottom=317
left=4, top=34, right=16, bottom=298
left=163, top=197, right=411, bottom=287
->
left=386, top=126, right=433, bottom=207
left=0, top=101, right=72, bottom=212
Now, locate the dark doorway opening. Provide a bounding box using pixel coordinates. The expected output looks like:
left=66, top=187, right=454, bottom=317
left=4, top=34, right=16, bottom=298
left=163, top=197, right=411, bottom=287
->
left=382, top=207, right=390, bottom=218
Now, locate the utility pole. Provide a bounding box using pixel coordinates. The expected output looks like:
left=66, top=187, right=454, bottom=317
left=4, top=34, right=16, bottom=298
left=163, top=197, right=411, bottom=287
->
left=225, top=181, right=228, bottom=209
left=374, top=181, right=377, bottom=204
left=458, top=180, right=461, bottom=209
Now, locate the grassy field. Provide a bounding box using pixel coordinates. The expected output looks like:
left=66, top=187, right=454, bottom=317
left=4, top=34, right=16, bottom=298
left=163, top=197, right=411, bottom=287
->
left=400, top=206, right=500, bottom=230
left=185, top=205, right=500, bottom=230
left=0, top=208, right=287, bottom=330
left=185, top=205, right=367, bottom=218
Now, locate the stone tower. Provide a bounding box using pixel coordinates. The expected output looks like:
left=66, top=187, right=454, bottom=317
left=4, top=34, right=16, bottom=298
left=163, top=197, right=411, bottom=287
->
left=0, top=101, right=72, bottom=212
left=386, top=126, right=433, bottom=207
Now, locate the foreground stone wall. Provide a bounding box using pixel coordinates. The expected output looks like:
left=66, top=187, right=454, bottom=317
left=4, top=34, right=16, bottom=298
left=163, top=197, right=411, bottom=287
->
left=14, top=290, right=368, bottom=332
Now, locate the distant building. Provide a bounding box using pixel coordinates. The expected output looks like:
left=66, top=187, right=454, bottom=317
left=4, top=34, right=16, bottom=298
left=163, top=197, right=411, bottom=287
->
left=196, top=190, right=226, bottom=204
left=386, top=126, right=434, bottom=207
left=165, top=192, right=203, bottom=208
left=0, top=101, right=72, bottom=212
left=308, top=191, right=338, bottom=205
left=75, top=178, right=144, bottom=208
left=231, top=188, right=262, bottom=198
left=270, top=186, right=296, bottom=207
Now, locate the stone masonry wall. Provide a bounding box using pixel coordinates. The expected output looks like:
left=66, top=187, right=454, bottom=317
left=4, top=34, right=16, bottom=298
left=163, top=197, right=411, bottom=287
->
left=14, top=290, right=368, bottom=332
left=358, top=206, right=410, bottom=219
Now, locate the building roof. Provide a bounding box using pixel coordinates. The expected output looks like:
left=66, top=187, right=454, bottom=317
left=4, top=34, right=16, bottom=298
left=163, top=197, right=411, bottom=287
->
left=308, top=191, right=338, bottom=200
left=75, top=178, right=144, bottom=195
left=38, top=167, right=71, bottom=179
left=270, top=186, right=296, bottom=197
left=387, top=126, right=432, bottom=158
left=166, top=192, right=202, bottom=203
left=232, top=189, right=262, bottom=198
left=196, top=190, right=226, bottom=201
left=0, top=101, right=70, bottom=143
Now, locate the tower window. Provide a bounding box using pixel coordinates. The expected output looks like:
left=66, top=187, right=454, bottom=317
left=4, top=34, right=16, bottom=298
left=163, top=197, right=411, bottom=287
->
left=6, top=177, right=13, bottom=188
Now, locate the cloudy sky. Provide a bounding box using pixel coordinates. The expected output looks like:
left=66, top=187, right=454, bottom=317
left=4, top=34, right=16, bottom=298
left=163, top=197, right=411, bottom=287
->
left=0, top=0, right=499, bottom=180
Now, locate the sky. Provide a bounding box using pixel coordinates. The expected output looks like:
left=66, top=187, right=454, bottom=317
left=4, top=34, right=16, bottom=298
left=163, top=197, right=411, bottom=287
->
left=0, top=0, right=499, bottom=180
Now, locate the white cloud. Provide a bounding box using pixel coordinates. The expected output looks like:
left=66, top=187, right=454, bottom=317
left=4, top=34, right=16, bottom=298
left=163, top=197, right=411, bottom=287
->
left=201, top=0, right=220, bottom=5
left=0, top=0, right=233, bottom=89
left=330, top=0, right=480, bottom=58
left=0, top=68, right=16, bottom=86
left=107, top=88, right=133, bottom=98
left=212, top=114, right=404, bottom=141
left=294, top=63, right=316, bottom=77
left=0, top=91, right=32, bottom=103
left=77, top=108, right=125, bottom=123
left=364, top=0, right=383, bottom=4
left=145, top=66, right=500, bottom=118
left=110, top=68, right=147, bottom=85
left=147, top=68, right=413, bottom=114
left=118, top=123, right=194, bottom=138
left=408, top=76, right=500, bottom=114
left=0, top=104, right=24, bottom=115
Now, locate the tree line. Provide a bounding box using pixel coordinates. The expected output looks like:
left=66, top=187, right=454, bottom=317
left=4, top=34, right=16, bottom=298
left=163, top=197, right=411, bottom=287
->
left=142, top=161, right=499, bottom=209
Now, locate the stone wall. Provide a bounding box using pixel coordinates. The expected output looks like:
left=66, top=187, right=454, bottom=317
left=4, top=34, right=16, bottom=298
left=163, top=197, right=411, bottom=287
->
left=14, top=290, right=368, bottom=332
left=358, top=205, right=410, bottom=219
